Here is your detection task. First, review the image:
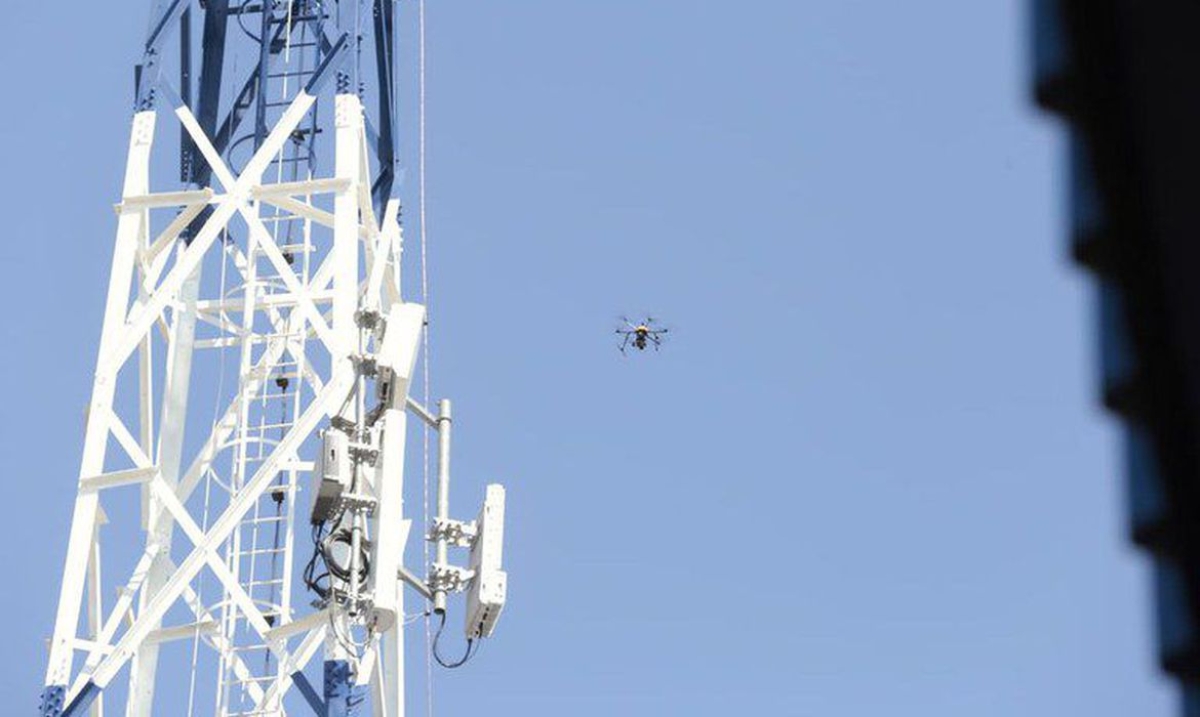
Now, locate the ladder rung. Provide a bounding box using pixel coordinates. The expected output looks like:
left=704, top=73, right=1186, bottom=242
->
left=239, top=433, right=290, bottom=444
left=256, top=392, right=294, bottom=401
left=244, top=578, right=285, bottom=587
left=234, top=547, right=288, bottom=558
left=228, top=616, right=282, bottom=628
left=227, top=674, right=278, bottom=684
left=230, top=643, right=274, bottom=652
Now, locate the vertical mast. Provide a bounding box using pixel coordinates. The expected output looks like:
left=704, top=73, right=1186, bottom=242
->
left=39, top=3, right=509, bottom=716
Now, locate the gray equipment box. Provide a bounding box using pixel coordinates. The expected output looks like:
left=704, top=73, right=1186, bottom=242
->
left=311, top=429, right=351, bottom=524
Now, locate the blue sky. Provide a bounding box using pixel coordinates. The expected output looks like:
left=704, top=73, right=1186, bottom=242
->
left=0, top=2, right=1178, bottom=715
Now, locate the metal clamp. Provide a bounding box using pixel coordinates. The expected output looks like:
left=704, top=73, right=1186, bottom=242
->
left=334, top=492, right=377, bottom=517
left=348, top=441, right=379, bottom=466
left=427, top=518, right=477, bottom=548
left=429, top=563, right=475, bottom=594
left=355, top=308, right=383, bottom=330
left=351, top=354, right=379, bottom=377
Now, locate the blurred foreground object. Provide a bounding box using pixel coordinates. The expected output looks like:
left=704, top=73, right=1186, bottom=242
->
left=1035, top=1, right=1200, bottom=711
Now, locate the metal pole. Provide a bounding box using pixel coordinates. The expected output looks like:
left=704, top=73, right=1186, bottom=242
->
left=348, top=511, right=363, bottom=617
left=434, top=398, right=452, bottom=614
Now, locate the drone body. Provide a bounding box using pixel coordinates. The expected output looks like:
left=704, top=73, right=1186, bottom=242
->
left=616, top=316, right=669, bottom=354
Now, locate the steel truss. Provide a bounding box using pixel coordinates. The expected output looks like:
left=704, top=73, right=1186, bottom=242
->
left=37, top=2, right=498, bottom=715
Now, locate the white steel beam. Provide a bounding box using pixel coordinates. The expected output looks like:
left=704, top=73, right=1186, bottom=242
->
left=45, top=110, right=157, bottom=692
left=85, top=366, right=356, bottom=689
left=86, top=522, right=104, bottom=717
left=254, top=624, right=327, bottom=712
left=102, top=92, right=317, bottom=379
left=79, top=467, right=159, bottom=492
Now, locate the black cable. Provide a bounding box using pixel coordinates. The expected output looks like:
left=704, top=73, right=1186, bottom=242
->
left=431, top=612, right=477, bottom=669
left=320, top=528, right=371, bottom=584
left=303, top=521, right=332, bottom=599
left=236, top=5, right=263, bottom=44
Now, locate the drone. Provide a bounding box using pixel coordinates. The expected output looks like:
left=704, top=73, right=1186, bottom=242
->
left=616, top=316, right=669, bottom=354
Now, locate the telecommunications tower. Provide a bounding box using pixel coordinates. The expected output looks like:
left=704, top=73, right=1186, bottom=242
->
left=40, top=1, right=508, bottom=715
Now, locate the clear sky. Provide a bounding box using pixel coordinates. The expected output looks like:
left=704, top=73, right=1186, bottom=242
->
left=0, top=1, right=1179, bottom=715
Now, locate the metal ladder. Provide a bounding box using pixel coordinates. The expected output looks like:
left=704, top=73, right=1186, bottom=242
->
left=215, top=4, right=326, bottom=713
left=216, top=361, right=301, bottom=716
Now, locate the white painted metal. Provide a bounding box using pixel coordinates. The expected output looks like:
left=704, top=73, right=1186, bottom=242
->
left=434, top=400, right=453, bottom=614
left=370, top=304, right=425, bottom=635
left=41, top=90, right=429, bottom=715
left=465, top=485, right=507, bottom=639
left=45, top=109, right=157, bottom=699
left=46, top=51, right=510, bottom=717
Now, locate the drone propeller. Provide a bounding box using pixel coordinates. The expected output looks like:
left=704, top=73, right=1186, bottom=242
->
left=617, top=315, right=637, bottom=330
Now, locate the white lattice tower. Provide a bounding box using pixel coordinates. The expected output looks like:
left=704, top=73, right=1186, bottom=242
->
left=39, top=5, right=509, bottom=716
left=40, top=85, right=420, bottom=715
